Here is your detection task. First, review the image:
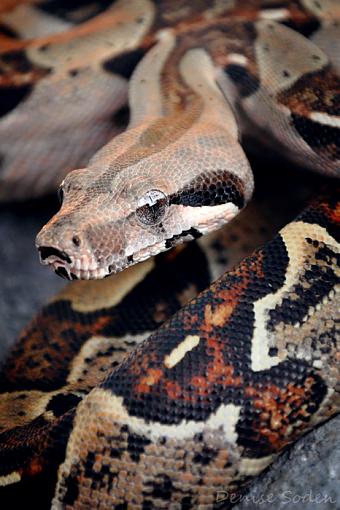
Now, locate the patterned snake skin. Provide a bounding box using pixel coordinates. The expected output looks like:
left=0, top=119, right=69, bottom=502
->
left=0, top=1, right=339, bottom=509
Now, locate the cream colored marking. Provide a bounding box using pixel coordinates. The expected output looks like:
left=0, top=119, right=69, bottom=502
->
left=0, top=472, right=21, bottom=487
left=300, top=284, right=339, bottom=325
left=28, top=0, right=155, bottom=71
left=254, top=20, right=328, bottom=94
left=2, top=5, right=72, bottom=38
left=54, top=394, right=239, bottom=508
left=206, top=404, right=241, bottom=444
left=130, top=395, right=240, bottom=442
left=238, top=455, right=274, bottom=476
left=310, top=112, right=340, bottom=128
left=180, top=202, right=240, bottom=234
left=259, top=8, right=290, bottom=21
left=164, top=335, right=200, bottom=369
left=54, top=258, right=154, bottom=312
left=67, top=336, right=119, bottom=384
left=251, top=222, right=338, bottom=371
left=67, top=333, right=152, bottom=384
left=134, top=240, right=171, bottom=265
left=129, top=29, right=176, bottom=128
left=310, top=24, right=340, bottom=72
left=228, top=53, right=249, bottom=66
left=69, top=389, right=241, bottom=443
left=309, top=387, right=336, bottom=426
left=179, top=48, right=239, bottom=139
left=301, top=0, right=340, bottom=19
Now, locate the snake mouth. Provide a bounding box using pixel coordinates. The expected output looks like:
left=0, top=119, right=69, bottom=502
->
left=52, top=260, right=110, bottom=280
left=40, top=253, right=135, bottom=280
left=39, top=237, right=178, bottom=281
left=38, top=247, right=109, bottom=280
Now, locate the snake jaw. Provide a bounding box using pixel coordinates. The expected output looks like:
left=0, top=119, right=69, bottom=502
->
left=55, top=264, right=109, bottom=281
left=37, top=248, right=110, bottom=281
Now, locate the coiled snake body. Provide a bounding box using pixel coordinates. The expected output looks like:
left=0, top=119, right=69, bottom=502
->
left=0, top=1, right=339, bottom=509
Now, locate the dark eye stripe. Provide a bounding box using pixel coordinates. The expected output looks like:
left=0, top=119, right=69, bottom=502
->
left=169, top=170, right=245, bottom=209
left=165, top=228, right=202, bottom=249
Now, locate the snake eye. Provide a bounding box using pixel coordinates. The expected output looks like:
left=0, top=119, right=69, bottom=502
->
left=136, top=189, right=168, bottom=226
left=57, top=184, right=64, bottom=205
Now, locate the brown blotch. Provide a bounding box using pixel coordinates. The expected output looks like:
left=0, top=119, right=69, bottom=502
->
left=1, top=310, right=112, bottom=391
left=245, top=376, right=320, bottom=451
left=135, top=368, right=163, bottom=394
left=278, top=67, right=340, bottom=117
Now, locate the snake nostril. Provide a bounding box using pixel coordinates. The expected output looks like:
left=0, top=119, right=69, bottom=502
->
left=55, top=266, right=71, bottom=280
left=72, top=235, right=81, bottom=247
left=39, top=246, right=71, bottom=264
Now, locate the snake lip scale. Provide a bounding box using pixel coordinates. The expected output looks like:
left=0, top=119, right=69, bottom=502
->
left=37, top=237, right=189, bottom=280
left=38, top=253, right=109, bottom=281
left=0, top=1, right=339, bottom=509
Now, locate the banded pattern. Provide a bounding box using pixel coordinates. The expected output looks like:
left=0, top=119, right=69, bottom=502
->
left=52, top=188, right=339, bottom=509
left=2, top=185, right=338, bottom=509
left=0, top=1, right=339, bottom=509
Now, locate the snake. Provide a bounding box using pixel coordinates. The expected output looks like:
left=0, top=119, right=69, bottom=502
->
left=0, top=1, right=339, bottom=509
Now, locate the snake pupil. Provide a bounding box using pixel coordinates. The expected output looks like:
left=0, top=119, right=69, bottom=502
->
left=136, top=190, right=168, bottom=226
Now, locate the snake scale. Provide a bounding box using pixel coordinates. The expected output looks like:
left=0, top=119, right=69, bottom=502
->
left=0, top=1, right=339, bottom=509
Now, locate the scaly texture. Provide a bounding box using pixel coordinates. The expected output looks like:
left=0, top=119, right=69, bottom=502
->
left=34, top=1, right=339, bottom=277
left=0, top=1, right=339, bottom=509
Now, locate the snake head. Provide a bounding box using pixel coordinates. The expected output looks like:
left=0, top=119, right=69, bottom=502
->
left=36, top=124, right=253, bottom=280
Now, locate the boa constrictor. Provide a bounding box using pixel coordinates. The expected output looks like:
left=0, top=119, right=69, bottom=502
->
left=0, top=1, right=339, bottom=509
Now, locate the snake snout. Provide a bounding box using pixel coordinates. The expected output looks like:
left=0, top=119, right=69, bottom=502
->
left=39, top=246, right=72, bottom=264
left=37, top=246, right=74, bottom=280
left=36, top=225, right=106, bottom=280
